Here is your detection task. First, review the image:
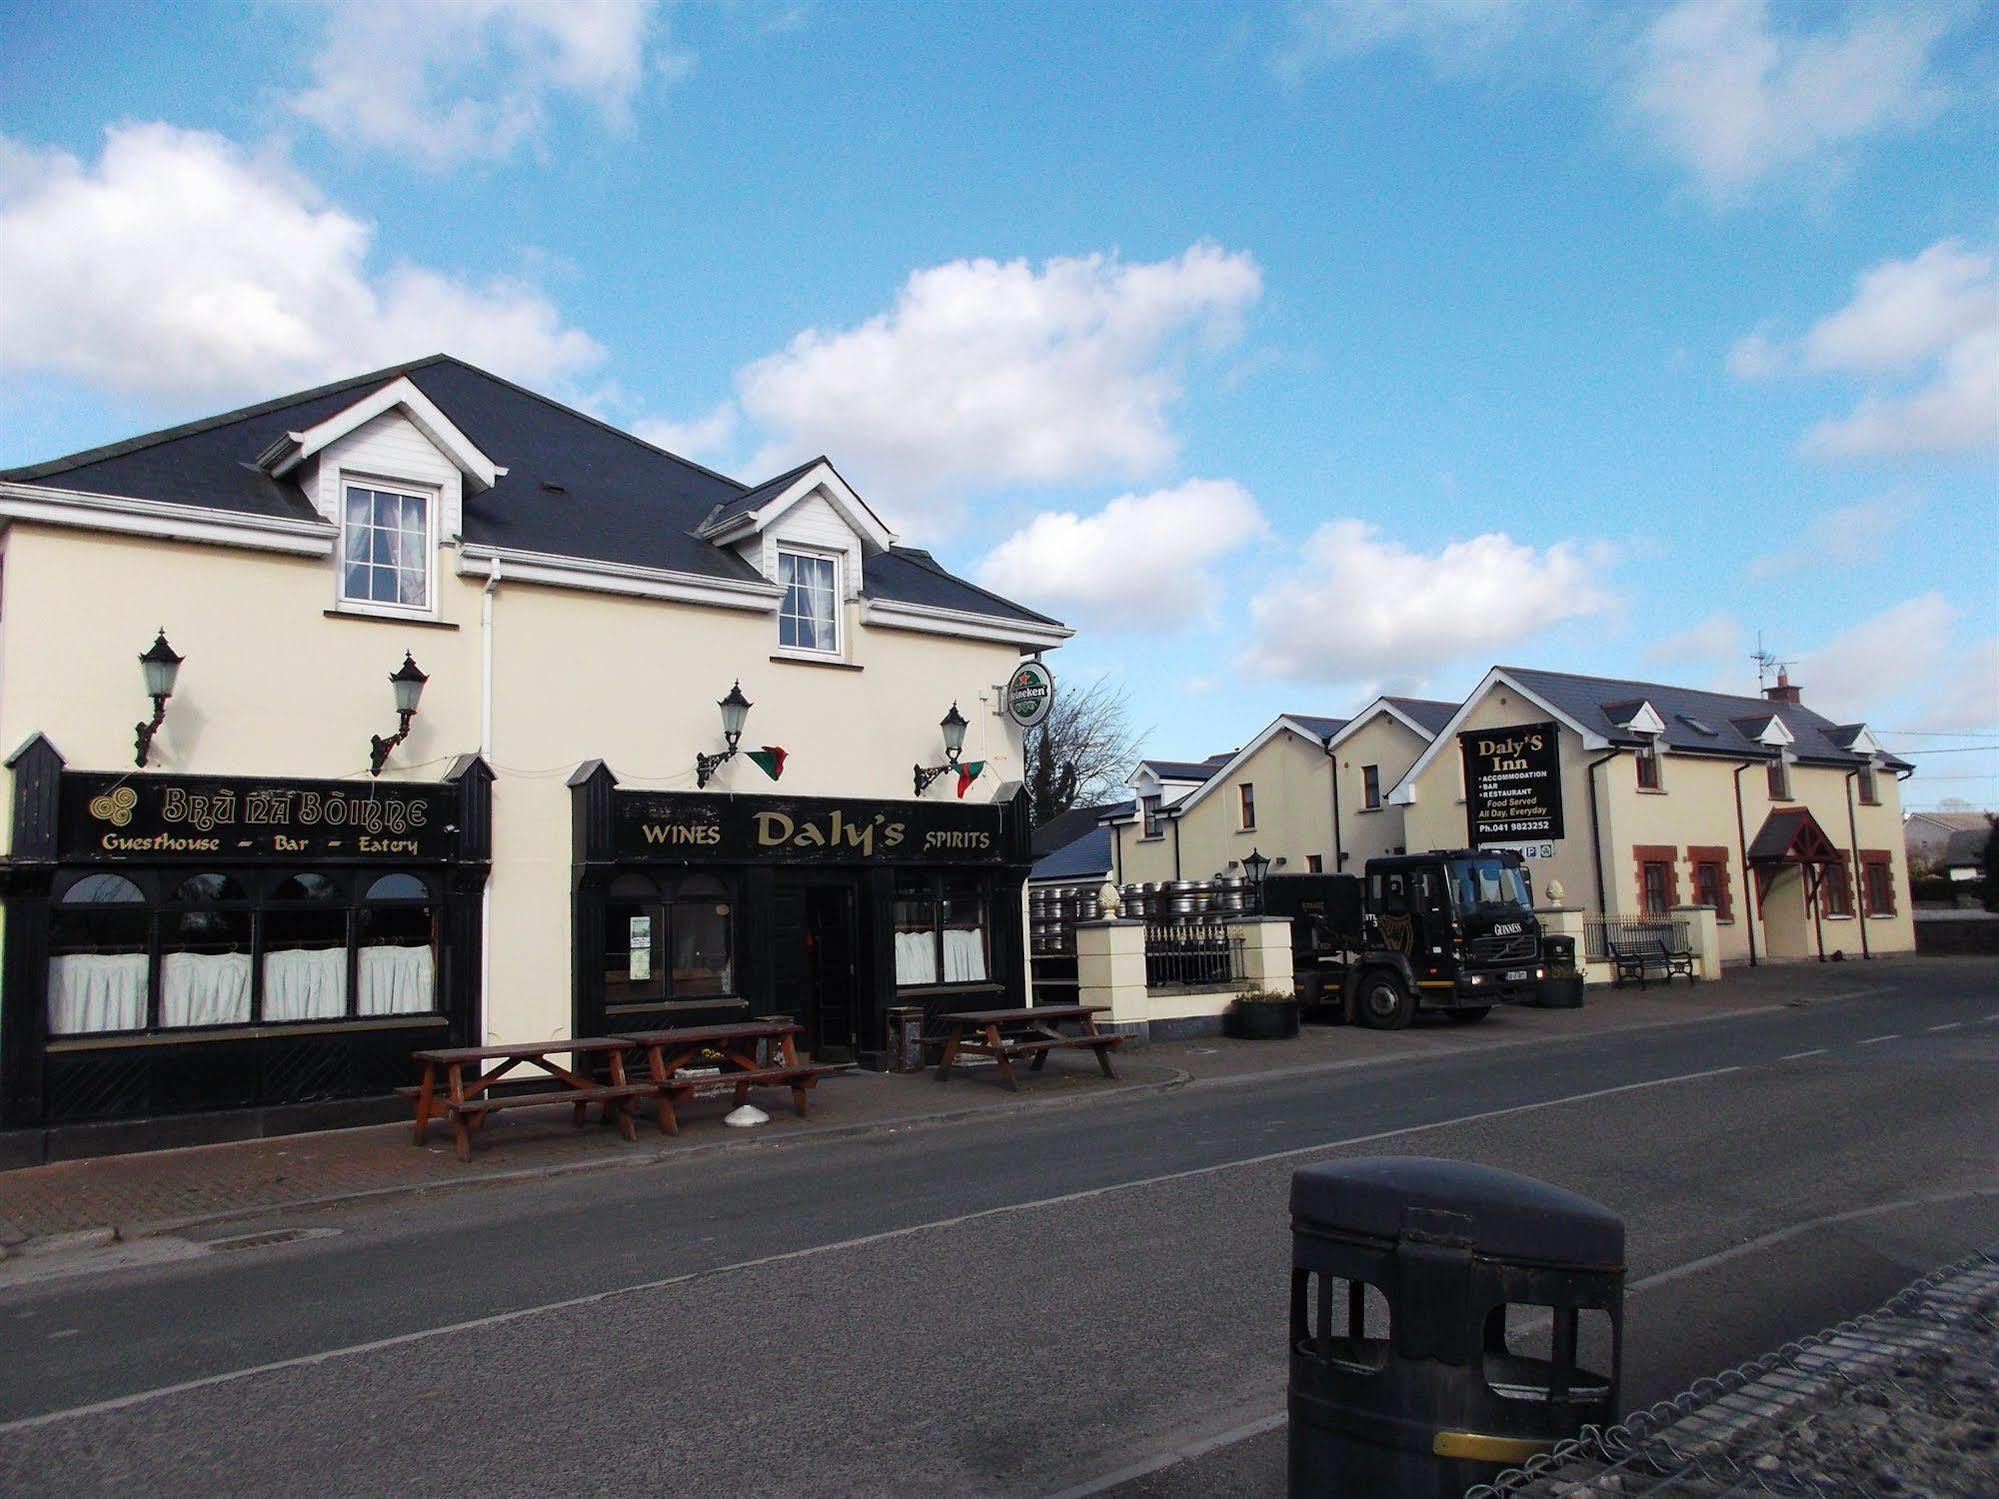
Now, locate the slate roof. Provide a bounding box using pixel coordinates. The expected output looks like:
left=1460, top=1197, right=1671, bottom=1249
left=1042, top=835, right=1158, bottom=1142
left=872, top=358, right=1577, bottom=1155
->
left=1383, top=697, right=1461, bottom=735
left=1030, top=823, right=1117, bottom=883
left=1908, top=811, right=1994, bottom=833
left=1, top=354, right=1060, bottom=631
left=1139, top=759, right=1223, bottom=782
left=1500, top=667, right=1911, bottom=771
left=1747, top=807, right=1840, bottom=862
left=1032, top=801, right=1125, bottom=858
left=1289, top=714, right=1350, bottom=740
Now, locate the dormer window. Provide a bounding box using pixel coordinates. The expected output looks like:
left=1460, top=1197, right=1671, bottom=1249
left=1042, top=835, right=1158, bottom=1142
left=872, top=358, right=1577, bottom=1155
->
left=1857, top=765, right=1879, bottom=805
left=777, top=547, right=840, bottom=655
left=1635, top=739, right=1663, bottom=791
left=341, top=484, right=432, bottom=613
left=1767, top=755, right=1791, bottom=801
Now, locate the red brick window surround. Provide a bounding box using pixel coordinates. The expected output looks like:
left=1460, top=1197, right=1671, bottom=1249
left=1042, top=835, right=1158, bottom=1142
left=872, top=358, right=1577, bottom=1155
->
left=1687, top=845, right=1733, bottom=922
left=1634, top=844, right=1678, bottom=916
left=1859, top=850, right=1897, bottom=916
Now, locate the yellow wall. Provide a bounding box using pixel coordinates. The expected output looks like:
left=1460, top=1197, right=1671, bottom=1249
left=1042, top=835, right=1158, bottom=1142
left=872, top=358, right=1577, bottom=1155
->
left=0, top=521, right=1031, bottom=1040
left=1330, top=713, right=1429, bottom=869
left=1399, top=681, right=1914, bottom=961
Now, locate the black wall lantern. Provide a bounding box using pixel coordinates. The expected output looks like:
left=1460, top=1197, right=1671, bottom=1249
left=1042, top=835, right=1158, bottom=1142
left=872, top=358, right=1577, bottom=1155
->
left=913, top=702, right=970, bottom=795
left=132, top=628, right=184, bottom=767
left=368, top=652, right=429, bottom=776
left=1242, top=846, right=1272, bottom=913
left=695, top=680, right=753, bottom=787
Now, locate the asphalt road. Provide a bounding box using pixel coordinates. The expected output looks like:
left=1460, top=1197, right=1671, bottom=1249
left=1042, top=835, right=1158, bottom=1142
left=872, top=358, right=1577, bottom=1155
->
left=1, top=961, right=1994, bottom=1497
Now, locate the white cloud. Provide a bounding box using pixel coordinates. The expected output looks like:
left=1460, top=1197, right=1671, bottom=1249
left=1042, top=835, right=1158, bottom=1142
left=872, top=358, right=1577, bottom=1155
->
left=1747, top=495, right=1921, bottom=578
left=1239, top=521, right=1616, bottom=683
left=686, top=244, right=1260, bottom=528
left=1922, top=637, right=1999, bottom=733
left=294, top=0, right=667, bottom=169
left=1644, top=611, right=1742, bottom=665
left=1625, top=0, right=1951, bottom=203
left=975, top=479, right=1266, bottom=632
left=0, top=124, right=604, bottom=405
left=1730, top=239, right=1997, bottom=459
left=635, top=402, right=739, bottom=463
left=1792, top=592, right=1958, bottom=723
left=1279, top=1, right=1962, bottom=206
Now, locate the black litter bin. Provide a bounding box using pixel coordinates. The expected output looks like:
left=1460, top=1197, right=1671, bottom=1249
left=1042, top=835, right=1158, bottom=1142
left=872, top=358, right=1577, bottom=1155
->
left=1288, top=1156, right=1623, bottom=1497
left=1537, top=935, right=1583, bottom=1009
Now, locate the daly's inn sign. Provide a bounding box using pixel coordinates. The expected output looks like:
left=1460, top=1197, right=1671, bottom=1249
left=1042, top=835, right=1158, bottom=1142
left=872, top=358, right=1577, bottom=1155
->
left=1460, top=721, right=1566, bottom=843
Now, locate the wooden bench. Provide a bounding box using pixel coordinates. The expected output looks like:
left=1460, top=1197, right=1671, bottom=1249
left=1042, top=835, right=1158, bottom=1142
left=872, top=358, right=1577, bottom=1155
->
left=932, top=1005, right=1123, bottom=1092
left=615, top=1022, right=851, bottom=1134
left=408, top=1039, right=648, bottom=1161
left=1608, top=939, right=1697, bottom=990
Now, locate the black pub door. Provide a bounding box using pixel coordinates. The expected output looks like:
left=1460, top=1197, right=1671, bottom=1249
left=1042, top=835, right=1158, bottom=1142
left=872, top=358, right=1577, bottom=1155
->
left=771, top=877, right=860, bottom=1062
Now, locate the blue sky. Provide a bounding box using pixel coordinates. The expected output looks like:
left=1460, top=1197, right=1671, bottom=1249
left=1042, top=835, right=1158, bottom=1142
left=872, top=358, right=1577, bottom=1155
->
left=2, top=1, right=1995, bottom=806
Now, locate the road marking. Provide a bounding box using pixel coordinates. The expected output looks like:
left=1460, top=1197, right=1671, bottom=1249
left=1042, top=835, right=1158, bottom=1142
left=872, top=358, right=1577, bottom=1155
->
left=1043, top=1183, right=1999, bottom=1498
left=1856, top=1034, right=1900, bottom=1046
left=0, top=1062, right=1743, bottom=1436
left=1928, top=1022, right=1964, bottom=1033
left=1780, top=1048, right=1828, bottom=1061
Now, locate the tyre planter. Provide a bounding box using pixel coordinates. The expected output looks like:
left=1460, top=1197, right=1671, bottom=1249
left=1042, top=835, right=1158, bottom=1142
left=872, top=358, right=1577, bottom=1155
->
left=1229, top=998, right=1301, bottom=1040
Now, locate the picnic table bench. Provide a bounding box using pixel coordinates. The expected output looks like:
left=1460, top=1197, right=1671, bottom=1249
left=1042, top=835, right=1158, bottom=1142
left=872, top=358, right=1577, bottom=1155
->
left=407, top=1039, right=650, bottom=1161
left=931, top=1004, right=1122, bottom=1092
left=1608, top=938, right=1697, bottom=990
left=614, top=1021, right=849, bottom=1134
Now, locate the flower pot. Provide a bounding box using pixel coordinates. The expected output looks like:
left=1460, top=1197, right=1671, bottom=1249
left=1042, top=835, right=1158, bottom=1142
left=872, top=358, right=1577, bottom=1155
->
left=1229, top=997, right=1300, bottom=1040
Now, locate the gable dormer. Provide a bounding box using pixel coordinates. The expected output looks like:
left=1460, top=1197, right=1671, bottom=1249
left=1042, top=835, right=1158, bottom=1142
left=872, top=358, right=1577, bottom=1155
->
left=1604, top=698, right=1667, bottom=737
left=1730, top=712, right=1795, bottom=750
left=257, top=375, right=503, bottom=545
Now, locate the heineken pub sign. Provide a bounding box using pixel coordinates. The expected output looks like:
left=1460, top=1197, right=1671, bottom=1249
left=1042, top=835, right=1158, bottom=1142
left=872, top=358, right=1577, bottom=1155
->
left=1003, top=659, right=1054, bottom=729
left=1460, top=721, right=1565, bottom=843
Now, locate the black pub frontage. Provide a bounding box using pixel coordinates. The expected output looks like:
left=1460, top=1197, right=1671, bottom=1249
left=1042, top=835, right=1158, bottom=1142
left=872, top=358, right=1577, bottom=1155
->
left=1, top=735, right=491, bottom=1161
left=570, top=763, right=1033, bottom=1067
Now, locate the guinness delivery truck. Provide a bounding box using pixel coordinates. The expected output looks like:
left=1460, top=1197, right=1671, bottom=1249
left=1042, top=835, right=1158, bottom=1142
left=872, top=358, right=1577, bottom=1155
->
left=1262, top=849, right=1542, bottom=1029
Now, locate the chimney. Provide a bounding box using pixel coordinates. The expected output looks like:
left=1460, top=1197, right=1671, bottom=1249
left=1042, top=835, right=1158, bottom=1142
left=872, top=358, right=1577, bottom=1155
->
left=1765, top=668, right=1801, bottom=705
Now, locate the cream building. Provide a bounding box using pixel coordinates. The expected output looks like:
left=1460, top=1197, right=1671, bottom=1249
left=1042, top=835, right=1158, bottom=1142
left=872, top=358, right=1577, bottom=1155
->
left=0, top=356, right=1069, bottom=1157
left=1106, top=698, right=1456, bottom=885
left=1392, top=667, right=1913, bottom=964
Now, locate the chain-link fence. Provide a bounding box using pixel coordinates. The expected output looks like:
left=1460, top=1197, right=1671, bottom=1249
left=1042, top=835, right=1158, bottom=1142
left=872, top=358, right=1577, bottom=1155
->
left=1465, top=1248, right=1999, bottom=1498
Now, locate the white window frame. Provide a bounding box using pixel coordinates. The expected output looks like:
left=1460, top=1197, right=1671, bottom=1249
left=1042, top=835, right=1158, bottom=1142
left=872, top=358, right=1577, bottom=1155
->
left=1635, top=737, right=1666, bottom=792
left=774, top=544, right=844, bottom=659
left=1238, top=782, right=1257, bottom=832
left=335, top=476, right=438, bottom=620
left=1767, top=754, right=1792, bottom=802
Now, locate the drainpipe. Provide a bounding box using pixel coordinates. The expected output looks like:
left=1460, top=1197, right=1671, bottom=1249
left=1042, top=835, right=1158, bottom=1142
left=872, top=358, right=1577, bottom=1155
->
left=1731, top=760, right=1759, bottom=968
left=1324, top=735, right=1345, bottom=871
left=1843, top=768, right=1871, bottom=960
left=1170, top=812, right=1182, bottom=881
left=479, top=556, right=502, bottom=1043
left=1809, top=861, right=1826, bottom=962
left=1584, top=749, right=1621, bottom=917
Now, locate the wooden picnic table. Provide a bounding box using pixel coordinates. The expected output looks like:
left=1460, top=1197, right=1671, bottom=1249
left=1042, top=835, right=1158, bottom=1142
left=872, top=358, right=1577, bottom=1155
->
left=408, top=1038, right=650, bottom=1162
left=931, top=1004, right=1122, bottom=1091
left=613, top=1020, right=847, bottom=1134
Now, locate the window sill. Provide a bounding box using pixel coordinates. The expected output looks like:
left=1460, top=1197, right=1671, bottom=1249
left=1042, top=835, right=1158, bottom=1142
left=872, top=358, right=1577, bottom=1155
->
left=1138, top=835, right=1164, bottom=843
left=48, top=1012, right=445, bottom=1050
left=1636, top=786, right=1668, bottom=795
left=326, top=609, right=459, bottom=631
left=1865, top=911, right=1897, bottom=920
left=769, top=652, right=862, bottom=672
left=1236, top=827, right=1257, bottom=836
left=896, top=981, right=1003, bottom=998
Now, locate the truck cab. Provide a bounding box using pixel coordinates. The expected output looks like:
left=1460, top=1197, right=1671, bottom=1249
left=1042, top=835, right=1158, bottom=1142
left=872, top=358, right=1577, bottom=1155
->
left=1364, top=850, right=1542, bottom=1016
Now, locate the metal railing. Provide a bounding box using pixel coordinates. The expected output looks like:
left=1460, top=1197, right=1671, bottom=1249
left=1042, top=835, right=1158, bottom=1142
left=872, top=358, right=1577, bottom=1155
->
left=1584, top=916, right=1690, bottom=963
left=1144, top=922, right=1246, bottom=989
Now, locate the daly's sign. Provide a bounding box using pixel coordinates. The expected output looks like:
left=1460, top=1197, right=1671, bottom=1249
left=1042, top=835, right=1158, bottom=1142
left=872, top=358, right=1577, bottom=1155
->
left=611, top=791, right=1010, bottom=865
left=1459, top=721, right=1566, bottom=843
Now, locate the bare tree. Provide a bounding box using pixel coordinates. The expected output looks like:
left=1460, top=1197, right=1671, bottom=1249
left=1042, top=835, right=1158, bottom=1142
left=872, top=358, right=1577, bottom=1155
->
left=1025, top=675, right=1146, bottom=826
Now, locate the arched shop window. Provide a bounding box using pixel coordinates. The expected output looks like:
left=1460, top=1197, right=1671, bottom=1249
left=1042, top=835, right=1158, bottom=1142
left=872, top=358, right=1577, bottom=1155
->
left=357, top=873, right=438, bottom=1016
left=893, top=874, right=990, bottom=987
left=264, top=872, right=351, bottom=1021
left=602, top=872, right=736, bottom=1010
left=161, top=872, right=252, bottom=1028
left=47, top=872, right=150, bottom=1035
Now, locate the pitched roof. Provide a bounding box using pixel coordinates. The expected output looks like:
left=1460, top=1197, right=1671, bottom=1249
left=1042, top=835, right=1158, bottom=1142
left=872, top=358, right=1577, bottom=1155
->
left=1910, top=810, right=1995, bottom=832
left=1032, top=801, right=1124, bottom=858
left=1138, top=758, right=1223, bottom=782
left=1289, top=714, right=1350, bottom=740
left=2, top=354, right=1058, bottom=632
left=1499, top=666, right=1910, bottom=770
left=1030, top=821, right=1119, bottom=882
left=1942, top=824, right=1993, bottom=867
left=1747, top=807, right=1842, bottom=863
left=1382, top=697, right=1460, bottom=735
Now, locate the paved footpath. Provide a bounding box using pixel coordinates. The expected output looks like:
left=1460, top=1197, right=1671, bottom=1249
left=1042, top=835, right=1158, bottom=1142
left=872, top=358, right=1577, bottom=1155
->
left=0, top=956, right=1992, bottom=1497
left=0, top=958, right=1915, bottom=1251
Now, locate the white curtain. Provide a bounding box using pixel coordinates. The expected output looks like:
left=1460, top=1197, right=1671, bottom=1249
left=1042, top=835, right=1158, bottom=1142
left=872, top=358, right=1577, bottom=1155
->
left=160, top=951, right=252, bottom=1028
left=357, top=944, right=434, bottom=1016
left=47, top=954, right=148, bottom=1034
left=942, top=927, right=988, bottom=983
left=894, top=930, right=938, bottom=986
left=262, top=946, right=348, bottom=1021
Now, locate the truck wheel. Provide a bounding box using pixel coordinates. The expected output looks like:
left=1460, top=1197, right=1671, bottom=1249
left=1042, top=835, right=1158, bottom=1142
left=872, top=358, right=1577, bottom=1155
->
left=1446, top=1006, right=1491, bottom=1024
left=1358, top=972, right=1413, bottom=1030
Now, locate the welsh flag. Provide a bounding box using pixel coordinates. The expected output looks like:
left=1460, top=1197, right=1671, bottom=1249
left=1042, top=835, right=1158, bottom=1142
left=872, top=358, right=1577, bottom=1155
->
left=746, top=746, right=787, bottom=781
left=955, top=760, right=985, bottom=798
